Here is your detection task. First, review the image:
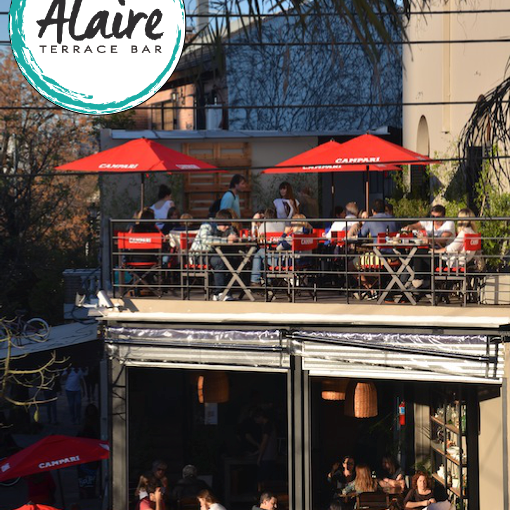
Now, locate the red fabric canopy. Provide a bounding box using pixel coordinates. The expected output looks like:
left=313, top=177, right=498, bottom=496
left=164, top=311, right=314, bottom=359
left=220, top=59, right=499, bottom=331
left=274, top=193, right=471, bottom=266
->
left=263, top=134, right=433, bottom=174
left=56, top=138, right=219, bottom=173
left=0, top=435, right=109, bottom=482
left=324, top=133, right=435, bottom=170
left=13, top=505, right=62, bottom=510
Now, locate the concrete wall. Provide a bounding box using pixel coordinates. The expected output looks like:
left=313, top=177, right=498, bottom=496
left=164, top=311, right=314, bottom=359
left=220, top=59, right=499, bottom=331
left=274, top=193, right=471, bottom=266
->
left=479, top=394, right=504, bottom=508
left=403, top=0, right=509, bottom=157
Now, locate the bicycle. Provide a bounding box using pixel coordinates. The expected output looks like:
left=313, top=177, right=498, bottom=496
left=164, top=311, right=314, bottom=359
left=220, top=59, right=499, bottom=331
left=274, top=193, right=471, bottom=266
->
left=0, top=310, right=50, bottom=345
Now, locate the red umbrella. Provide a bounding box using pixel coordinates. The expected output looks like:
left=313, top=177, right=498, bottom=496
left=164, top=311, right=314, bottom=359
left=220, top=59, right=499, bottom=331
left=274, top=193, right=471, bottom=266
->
left=0, top=435, right=109, bottom=482
left=263, top=139, right=399, bottom=174
left=56, top=138, right=223, bottom=209
left=264, top=134, right=434, bottom=210
left=13, top=505, right=62, bottom=510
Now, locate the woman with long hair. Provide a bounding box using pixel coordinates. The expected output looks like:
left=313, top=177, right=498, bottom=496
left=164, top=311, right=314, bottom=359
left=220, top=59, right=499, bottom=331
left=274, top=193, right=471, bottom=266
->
left=379, top=454, right=405, bottom=489
left=197, top=489, right=226, bottom=510
left=274, top=181, right=299, bottom=220
left=344, top=464, right=377, bottom=494
left=151, top=184, right=174, bottom=229
left=436, top=207, right=479, bottom=267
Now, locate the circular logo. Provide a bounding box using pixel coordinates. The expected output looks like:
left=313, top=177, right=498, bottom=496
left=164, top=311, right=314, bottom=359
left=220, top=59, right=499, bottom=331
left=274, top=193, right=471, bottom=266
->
left=9, top=0, right=185, bottom=115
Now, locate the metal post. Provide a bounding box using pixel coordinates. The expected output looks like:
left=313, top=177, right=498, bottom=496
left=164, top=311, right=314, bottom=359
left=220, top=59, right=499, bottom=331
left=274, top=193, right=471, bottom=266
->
left=109, top=354, right=128, bottom=510
left=287, top=350, right=311, bottom=510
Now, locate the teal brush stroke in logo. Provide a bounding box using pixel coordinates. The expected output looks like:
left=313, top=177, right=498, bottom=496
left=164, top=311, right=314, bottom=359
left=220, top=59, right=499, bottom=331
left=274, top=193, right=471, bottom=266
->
left=9, top=0, right=185, bottom=115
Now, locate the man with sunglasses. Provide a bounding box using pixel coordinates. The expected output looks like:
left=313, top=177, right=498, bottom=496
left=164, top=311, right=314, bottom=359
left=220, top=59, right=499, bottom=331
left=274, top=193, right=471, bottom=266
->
left=403, top=204, right=455, bottom=247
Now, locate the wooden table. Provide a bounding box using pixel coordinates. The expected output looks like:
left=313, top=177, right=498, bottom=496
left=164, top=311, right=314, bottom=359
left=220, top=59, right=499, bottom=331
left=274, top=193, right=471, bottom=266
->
left=211, top=241, right=258, bottom=301
left=362, top=241, right=428, bottom=304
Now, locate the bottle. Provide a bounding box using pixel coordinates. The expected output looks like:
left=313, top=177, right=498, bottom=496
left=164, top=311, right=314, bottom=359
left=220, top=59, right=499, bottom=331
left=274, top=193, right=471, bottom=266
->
left=385, top=226, right=390, bottom=243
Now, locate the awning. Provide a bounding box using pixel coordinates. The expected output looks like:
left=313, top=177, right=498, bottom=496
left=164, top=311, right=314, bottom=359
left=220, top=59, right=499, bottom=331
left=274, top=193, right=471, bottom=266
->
left=104, top=326, right=503, bottom=383
left=0, top=322, right=98, bottom=360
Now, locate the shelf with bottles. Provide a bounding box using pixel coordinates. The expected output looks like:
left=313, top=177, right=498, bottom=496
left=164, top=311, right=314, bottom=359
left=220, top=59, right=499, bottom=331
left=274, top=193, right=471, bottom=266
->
left=431, top=473, right=466, bottom=499
left=429, top=391, right=468, bottom=509
left=430, top=401, right=467, bottom=435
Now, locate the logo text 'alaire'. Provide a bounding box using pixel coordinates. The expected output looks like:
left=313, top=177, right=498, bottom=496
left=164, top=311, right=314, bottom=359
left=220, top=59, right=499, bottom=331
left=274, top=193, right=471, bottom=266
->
left=37, top=0, right=163, bottom=44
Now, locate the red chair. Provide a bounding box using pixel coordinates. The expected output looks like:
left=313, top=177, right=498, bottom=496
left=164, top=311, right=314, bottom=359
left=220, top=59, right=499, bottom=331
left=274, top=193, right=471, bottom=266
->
left=179, top=231, right=210, bottom=300
left=332, top=229, right=347, bottom=247
left=266, top=233, right=319, bottom=302
left=435, top=233, right=483, bottom=304
left=118, top=232, right=164, bottom=297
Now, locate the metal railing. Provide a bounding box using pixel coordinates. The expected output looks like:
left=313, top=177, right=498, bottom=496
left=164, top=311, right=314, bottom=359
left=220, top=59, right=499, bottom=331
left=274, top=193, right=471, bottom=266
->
left=108, top=216, right=510, bottom=306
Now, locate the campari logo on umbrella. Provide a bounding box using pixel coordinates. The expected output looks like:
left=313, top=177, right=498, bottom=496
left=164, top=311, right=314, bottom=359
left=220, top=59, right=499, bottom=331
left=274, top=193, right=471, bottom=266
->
left=9, top=0, right=186, bottom=115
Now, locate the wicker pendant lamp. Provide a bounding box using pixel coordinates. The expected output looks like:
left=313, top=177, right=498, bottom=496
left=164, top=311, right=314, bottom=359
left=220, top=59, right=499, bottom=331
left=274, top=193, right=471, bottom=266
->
left=321, top=379, right=349, bottom=400
left=345, top=380, right=378, bottom=418
left=197, top=372, right=229, bottom=403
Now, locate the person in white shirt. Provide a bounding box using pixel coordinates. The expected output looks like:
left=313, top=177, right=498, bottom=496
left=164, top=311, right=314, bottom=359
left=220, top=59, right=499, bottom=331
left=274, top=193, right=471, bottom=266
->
left=403, top=204, right=455, bottom=247
left=273, top=181, right=299, bottom=220
left=326, top=202, right=359, bottom=239
left=436, top=208, right=479, bottom=267
left=197, top=489, right=226, bottom=510
left=151, top=184, right=174, bottom=229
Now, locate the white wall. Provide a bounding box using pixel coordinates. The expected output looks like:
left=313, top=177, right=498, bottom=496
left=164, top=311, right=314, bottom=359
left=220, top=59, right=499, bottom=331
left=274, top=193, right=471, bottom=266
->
left=403, top=0, right=510, bottom=157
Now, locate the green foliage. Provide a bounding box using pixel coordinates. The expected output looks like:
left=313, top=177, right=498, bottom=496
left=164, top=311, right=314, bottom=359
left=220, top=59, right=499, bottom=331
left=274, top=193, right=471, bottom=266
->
left=91, top=110, right=136, bottom=141
left=388, top=166, right=429, bottom=221
left=474, top=163, right=510, bottom=269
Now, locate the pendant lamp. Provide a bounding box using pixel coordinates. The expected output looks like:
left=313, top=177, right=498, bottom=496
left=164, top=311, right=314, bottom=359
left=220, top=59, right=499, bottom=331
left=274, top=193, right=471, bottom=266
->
left=197, top=372, right=229, bottom=403
left=345, top=380, right=378, bottom=418
left=321, top=379, right=349, bottom=400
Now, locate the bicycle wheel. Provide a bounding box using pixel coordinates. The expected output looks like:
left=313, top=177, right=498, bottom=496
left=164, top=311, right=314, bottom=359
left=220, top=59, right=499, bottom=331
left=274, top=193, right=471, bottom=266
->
left=23, top=318, right=50, bottom=342
left=0, top=458, right=20, bottom=486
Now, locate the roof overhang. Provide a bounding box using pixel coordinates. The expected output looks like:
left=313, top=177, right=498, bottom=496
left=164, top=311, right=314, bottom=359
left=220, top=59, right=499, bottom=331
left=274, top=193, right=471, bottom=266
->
left=97, top=299, right=510, bottom=334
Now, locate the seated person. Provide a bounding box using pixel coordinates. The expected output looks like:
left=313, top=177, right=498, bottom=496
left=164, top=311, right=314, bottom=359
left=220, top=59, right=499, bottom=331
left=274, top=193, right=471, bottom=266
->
left=435, top=208, right=479, bottom=267
left=344, top=464, right=378, bottom=494
left=355, top=199, right=398, bottom=239
left=412, top=208, right=476, bottom=291
left=403, top=471, right=447, bottom=509
left=378, top=454, right=405, bottom=489
left=160, top=206, right=180, bottom=235
left=278, top=213, right=313, bottom=250
left=190, top=209, right=238, bottom=301
left=327, top=456, right=356, bottom=492
left=326, top=202, right=359, bottom=239
left=127, top=208, right=161, bottom=265
left=403, top=204, right=455, bottom=247
left=252, top=492, right=278, bottom=510
left=172, top=464, right=210, bottom=502
left=138, top=475, right=165, bottom=510
left=251, top=209, right=266, bottom=239
left=250, top=208, right=284, bottom=286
